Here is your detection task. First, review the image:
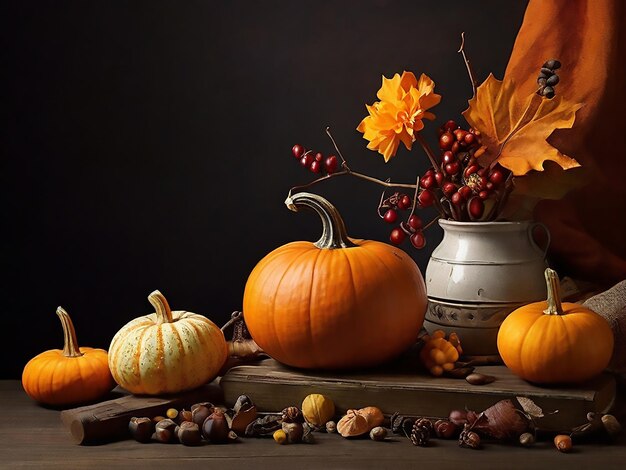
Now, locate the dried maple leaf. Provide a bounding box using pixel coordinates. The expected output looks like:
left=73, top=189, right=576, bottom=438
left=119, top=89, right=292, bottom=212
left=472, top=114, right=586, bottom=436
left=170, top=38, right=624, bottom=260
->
left=462, top=74, right=583, bottom=176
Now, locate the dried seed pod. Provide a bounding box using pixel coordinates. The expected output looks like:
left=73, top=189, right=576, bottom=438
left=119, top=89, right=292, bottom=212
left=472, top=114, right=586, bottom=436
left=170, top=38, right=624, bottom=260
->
left=601, top=414, right=622, bottom=437
left=177, top=421, right=202, bottom=446
left=233, top=395, right=254, bottom=414
left=369, top=426, right=388, bottom=441
left=128, top=417, right=154, bottom=443
left=434, top=419, right=458, bottom=439
left=390, top=412, right=415, bottom=436
left=301, top=431, right=316, bottom=444
left=459, top=425, right=481, bottom=449
left=179, top=409, right=193, bottom=423
left=231, top=404, right=258, bottom=436
left=325, top=420, right=337, bottom=433
left=282, top=422, right=304, bottom=443
left=546, top=74, right=559, bottom=86
left=465, top=373, right=496, bottom=385
left=519, top=432, right=535, bottom=447
left=542, top=86, right=555, bottom=99
left=281, top=406, right=304, bottom=423
left=554, top=434, right=572, bottom=453
left=244, top=414, right=283, bottom=437
left=202, top=410, right=231, bottom=443
left=543, top=59, right=561, bottom=70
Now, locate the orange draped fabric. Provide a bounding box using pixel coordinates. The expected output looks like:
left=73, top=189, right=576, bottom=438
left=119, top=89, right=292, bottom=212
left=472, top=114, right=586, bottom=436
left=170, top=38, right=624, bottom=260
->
left=504, top=0, right=626, bottom=286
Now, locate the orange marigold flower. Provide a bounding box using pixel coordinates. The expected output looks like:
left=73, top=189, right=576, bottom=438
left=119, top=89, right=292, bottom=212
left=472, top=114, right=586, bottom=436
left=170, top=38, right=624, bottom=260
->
left=357, top=71, right=441, bottom=162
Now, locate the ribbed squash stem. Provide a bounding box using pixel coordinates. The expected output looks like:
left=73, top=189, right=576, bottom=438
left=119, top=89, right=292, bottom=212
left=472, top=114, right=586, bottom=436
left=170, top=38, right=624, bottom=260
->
left=56, top=307, right=83, bottom=357
left=285, top=192, right=356, bottom=249
left=148, top=290, right=174, bottom=324
left=543, top=268, right=564, bottom=315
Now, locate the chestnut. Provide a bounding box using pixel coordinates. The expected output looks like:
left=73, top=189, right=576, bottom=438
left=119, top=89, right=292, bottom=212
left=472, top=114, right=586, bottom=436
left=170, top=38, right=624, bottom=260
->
left=202, top=410, right=230, bottom=443
left=128, top=417, right=154, bottom=443
left=177, top=421, right=202, bottom=446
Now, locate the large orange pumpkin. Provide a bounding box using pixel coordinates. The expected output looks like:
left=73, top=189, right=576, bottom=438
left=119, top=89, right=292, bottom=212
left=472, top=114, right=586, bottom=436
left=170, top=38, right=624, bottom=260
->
left=242, top=192, right=427, bottom=370
left=497, top=268, right=614, bottom=384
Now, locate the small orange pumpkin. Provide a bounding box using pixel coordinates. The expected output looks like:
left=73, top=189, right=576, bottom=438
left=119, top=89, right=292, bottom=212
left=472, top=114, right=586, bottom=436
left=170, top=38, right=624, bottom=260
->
left=242, top=192, right=428, bottom=370
left=497, top=268, right=614, bottom=384
left=22, top=307, right=115, bottom=406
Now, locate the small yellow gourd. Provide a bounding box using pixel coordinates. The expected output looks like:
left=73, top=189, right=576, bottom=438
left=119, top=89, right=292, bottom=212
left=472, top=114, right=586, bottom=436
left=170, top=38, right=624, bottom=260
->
left=419, top=330, right=460, bottom=376
left=301, top=393, right=335, bottom=427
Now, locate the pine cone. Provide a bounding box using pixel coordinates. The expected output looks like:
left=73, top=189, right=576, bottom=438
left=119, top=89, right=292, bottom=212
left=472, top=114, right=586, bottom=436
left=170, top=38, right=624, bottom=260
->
left=281, top=406, right=304, bottom=423
left=459, top=424, right=481, bottom=449
left=409, top=418, right=432, bottom=446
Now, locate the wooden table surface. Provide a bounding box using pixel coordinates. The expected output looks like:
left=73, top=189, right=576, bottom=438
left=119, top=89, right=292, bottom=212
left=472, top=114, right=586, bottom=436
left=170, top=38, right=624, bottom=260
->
left=2, top=379, right=626, bottom=469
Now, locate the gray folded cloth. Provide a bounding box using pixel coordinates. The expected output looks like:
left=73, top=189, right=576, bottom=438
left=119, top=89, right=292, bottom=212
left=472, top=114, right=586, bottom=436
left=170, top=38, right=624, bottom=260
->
left=583, top=280, right=626, bottom=375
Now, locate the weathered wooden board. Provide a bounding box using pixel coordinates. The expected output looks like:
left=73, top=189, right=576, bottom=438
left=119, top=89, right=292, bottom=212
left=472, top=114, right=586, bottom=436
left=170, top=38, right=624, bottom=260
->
left=219, top=358, right=617, bottom=431
left=59, top=382, right=223, bottom=444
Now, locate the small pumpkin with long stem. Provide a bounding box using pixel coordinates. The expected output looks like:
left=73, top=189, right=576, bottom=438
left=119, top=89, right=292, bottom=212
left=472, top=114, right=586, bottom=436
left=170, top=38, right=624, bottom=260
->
left=22, top=307, right=115, bottom=406
left=497, top=268, right=614, bottom=384
left=108, top=290, right=228, bottom=395
left=242, top=192, right=428, bottom=370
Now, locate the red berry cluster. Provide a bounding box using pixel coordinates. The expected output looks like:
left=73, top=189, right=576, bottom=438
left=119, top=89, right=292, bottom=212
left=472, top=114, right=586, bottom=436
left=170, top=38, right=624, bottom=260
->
left=420, top=120, right=510, bottom=221
left=292, top=144, right=339, bottom=175
left=378, top=192, right=425, bottom=248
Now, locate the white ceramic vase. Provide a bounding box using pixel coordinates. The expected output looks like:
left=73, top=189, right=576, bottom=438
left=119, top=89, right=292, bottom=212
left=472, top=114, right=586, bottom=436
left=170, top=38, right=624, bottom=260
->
left=424, top=219, right=550, bottom=358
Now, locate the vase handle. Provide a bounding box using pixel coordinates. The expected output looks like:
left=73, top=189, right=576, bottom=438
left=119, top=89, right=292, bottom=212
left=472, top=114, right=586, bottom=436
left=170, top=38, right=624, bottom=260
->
left=528, top=222, right=551, bottom=258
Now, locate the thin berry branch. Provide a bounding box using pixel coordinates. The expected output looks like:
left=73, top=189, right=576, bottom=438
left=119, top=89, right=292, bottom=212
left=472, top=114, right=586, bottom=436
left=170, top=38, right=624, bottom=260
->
left=458, top=32, right=477, bottom=96
left=325, top=127, right=350, bottom=169
left=415, top=133, right=440, bottom=171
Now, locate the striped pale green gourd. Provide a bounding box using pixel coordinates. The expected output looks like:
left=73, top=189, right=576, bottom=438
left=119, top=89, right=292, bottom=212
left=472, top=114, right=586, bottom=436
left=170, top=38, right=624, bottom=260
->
left=108, top=290, right=228, bottom=395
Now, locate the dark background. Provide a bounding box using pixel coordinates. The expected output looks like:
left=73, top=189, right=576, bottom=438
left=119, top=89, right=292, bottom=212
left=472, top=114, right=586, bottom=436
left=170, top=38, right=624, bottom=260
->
left=2, top=0, right=529, bottom=379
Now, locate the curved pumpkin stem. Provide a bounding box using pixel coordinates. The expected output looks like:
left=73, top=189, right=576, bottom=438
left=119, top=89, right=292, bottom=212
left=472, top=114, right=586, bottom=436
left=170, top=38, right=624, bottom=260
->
left=148, top=290, right=174, bottom=324
left=543, top=268, right=564, bottom=315
left=56, top=307, right=83, bottom=358
left=285, top=192, right=357, bottom=249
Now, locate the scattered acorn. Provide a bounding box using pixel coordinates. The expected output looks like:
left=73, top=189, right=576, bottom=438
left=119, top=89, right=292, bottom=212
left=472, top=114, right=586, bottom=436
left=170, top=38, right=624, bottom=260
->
left=282, top=422, right=304, bottom=443
left=369, top=426, right=388, bottom=441
left=128, top=417, right=154, bottom=443
left=601, top=414, right=622, bottom=438
left=519, top=432, right=535, bottom=447
left=554, top=434, right=572, bottom=453
left=465, top=373, right=495, bottom=385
